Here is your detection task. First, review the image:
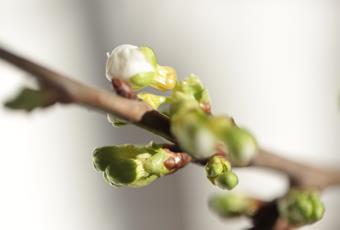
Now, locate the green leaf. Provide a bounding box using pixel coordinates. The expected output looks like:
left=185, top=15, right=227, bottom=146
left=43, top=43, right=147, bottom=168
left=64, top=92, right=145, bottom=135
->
left=4, top=87, right=54, bottom=112
left=105, top=159, right=143, bottom=185
left=93, top=144, right=155, bottom=171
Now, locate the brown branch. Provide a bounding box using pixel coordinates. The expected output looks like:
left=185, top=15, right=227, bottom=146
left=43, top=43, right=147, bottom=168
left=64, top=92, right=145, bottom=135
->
left=1, top=46, right=340, bottom=191
left=253, top=148, right=340, bottom=190
left=0, top=46, right=173, bottom=141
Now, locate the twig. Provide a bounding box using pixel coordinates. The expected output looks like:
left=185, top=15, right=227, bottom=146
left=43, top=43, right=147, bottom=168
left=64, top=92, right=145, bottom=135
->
left=1, top=46, right=340, bottom=190
left=253, top=148, right=340, bottom=190
left=0, top=47, right=173, bottom=141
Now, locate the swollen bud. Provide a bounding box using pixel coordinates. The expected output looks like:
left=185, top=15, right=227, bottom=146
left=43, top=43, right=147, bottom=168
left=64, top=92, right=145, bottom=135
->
left=205, top=156, right=238, bottom=190
left=222, top=127, right=257, bottom=166
left=278, top=189, right=325, bottom=226
left=170, top=105, right=216, bottom=159
left=216, top=171, right=239, bottom=190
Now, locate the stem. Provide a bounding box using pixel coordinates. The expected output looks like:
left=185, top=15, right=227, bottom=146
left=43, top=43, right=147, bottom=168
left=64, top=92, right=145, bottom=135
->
left=253, top=148, right=340, bottom=190
left=0, top=46, right=173, bottom=141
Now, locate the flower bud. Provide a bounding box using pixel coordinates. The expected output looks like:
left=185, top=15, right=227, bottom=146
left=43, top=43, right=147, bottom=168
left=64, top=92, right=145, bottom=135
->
left=278, top=189, right=325, bottom=226
left=215, top=171, right=239, bottom=190
left=106, top=44, right=177, bottom=90
left=171, top=106, right=215, bottom=158
left=222, top=127, right=257, bottom=166
left=209, top=193, right=259, bottom=217
left=169, top=74, right=210, bottom=110
left=205, top=156, right=238, bottom=190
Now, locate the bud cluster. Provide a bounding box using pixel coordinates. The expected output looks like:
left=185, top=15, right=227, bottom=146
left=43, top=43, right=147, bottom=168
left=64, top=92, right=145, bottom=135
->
left=205, top=155, right=238, bottom=190
left=101, top=44, right=259, bottom=191
left=278, top=189, right=325, bottom=226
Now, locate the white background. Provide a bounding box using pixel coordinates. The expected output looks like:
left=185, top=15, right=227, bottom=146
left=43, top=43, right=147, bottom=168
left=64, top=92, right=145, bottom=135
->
left=0, top=0, right=339, bottom=229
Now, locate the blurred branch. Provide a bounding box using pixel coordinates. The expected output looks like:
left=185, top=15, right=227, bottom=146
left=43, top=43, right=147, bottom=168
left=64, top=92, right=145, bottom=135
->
left=254, top=148, right=340, bottom=190
left=1, top=46, right=340, bottom=189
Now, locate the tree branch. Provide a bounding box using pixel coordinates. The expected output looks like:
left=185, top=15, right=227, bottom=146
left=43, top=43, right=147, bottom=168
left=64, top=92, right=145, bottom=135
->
left=253, top=148, right=340, bottom=190
left=1, top=46, right=340, bottom=191
left=0, top=46, right=173, bottom=141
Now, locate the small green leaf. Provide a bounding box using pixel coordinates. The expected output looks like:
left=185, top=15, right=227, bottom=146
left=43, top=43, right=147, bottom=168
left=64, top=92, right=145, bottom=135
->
left=107, top=114, right=128, bottom=127
left=4, top=87, right=54, bottom=112
left=93, top=144, right=154, bottom=171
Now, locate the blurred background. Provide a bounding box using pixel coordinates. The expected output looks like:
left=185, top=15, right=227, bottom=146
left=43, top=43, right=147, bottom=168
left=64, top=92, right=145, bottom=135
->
left=0, top=0, right=339, bottom=229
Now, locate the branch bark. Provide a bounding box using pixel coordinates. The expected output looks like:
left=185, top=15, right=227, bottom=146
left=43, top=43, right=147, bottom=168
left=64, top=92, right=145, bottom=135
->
left=1, top=46, right=340, bottom=191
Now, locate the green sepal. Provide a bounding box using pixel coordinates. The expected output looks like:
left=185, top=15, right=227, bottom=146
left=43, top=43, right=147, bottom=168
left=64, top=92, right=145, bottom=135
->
left=5, top=87, right=54, bottom=112
left=139, top=46, right=158, bottom=68
left=129, top=71, right=156, bottom=90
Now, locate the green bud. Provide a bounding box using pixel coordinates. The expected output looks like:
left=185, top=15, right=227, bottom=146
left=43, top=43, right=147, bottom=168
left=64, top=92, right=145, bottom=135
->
left=170, top=104, right=216, bottom=159
left=137, top=93, right=166, bottom=110
left=209, top=115, right=236, bottom=135
left=172, top=74, right=210, bottom=105
left=215, top=171, right=239, bottom=190
left=205, top=157, right=226, bottom=178
left=222, top=127, right=257, bottom=166
left=209, top=193, right=258, bottom=217
left=278, top=189, right=325, bottom=226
